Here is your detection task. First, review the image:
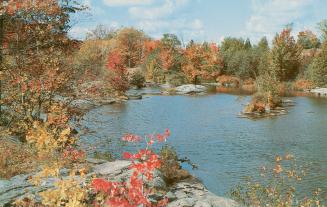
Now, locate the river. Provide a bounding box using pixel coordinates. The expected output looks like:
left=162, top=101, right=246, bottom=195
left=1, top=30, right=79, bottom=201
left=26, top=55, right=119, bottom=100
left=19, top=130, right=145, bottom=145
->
left=79, top=92, right=327, bottom=199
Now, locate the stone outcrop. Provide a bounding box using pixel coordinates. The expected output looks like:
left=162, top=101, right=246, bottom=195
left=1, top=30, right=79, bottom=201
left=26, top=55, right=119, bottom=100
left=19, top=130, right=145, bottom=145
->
left=0, top=160, right=238, bottom=207
left=310, top=88, right=327, bottom=97
left=175, top=85, right=208, bottom=95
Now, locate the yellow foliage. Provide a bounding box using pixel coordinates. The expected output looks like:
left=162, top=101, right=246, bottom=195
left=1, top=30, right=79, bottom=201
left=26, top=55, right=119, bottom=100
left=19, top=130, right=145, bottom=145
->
left=39, top=174, right=88, bottom=207
left=26, top=121, right=76, bottom=153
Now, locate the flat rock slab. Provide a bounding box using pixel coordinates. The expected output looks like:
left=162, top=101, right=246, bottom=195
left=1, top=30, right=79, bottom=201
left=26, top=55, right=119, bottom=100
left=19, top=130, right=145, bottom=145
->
left=175, top=85, right=208, bottom=94
left=310, top=88, right=327, bottom=96
left=93, top=160, right=131, bottom=176
left=167, top=180, right=238, bottom=207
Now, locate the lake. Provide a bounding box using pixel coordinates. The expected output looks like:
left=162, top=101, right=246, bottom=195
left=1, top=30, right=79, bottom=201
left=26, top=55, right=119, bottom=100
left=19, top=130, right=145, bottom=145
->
left=79, top=92, right=327, bottom=200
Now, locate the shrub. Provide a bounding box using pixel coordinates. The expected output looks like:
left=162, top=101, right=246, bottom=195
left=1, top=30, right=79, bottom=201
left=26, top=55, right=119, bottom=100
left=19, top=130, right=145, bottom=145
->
left=91, top=130, right=171, bottom=207
left=230, top=154, right=324, bottom=207
left=0, top=138, right=39, bottom=178
left=159, top=145, right=190, bottom=185
left=307, top=42, right=327, bottom=87
left=129, top=71, right=145, bottom=88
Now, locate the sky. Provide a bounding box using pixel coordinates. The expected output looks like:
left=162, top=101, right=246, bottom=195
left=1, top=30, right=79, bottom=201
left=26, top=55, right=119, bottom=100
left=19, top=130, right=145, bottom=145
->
left=69, top=0, right=327, bottom=44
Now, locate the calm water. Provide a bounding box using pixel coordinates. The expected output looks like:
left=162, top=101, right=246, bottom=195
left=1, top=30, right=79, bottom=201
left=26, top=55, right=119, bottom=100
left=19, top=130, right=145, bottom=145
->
left=79, top=92, right=327, bottom=199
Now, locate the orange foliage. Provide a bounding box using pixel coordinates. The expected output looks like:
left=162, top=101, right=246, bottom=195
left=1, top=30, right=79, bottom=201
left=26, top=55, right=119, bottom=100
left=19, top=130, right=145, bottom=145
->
left=182, top=43, right=223, bottom=83
left=292, top=79, right=315, bottom=91
left=216, top=75, right=240, bottom=87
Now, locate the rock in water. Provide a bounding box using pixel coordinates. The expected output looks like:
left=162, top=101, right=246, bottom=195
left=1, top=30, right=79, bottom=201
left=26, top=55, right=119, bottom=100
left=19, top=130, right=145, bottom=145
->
left=175, top=85, right=207, bottom=94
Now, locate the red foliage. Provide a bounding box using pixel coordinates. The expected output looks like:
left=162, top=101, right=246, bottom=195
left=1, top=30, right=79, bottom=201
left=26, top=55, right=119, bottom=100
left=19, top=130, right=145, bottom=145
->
left=106, top=50, right=129, bottom=93
left=91, top=129, right=171, bottom=207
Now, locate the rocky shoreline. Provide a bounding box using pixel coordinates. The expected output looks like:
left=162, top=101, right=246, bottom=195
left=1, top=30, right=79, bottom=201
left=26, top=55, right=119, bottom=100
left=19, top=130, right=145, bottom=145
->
left=0, top=159, right=238, bottom=207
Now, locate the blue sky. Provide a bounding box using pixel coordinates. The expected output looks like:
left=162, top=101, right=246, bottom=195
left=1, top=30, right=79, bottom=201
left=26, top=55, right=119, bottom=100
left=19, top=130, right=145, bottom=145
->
left=69, top=0, right=327, bottom=44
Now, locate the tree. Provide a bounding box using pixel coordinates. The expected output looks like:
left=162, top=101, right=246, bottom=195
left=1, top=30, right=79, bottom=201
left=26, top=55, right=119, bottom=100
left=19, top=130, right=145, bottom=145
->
left=106, top=50, right=129, bottom=93
left=0, top=0, right=84, bottom=135
left=270, top=28, right=302, bottom=81
left=318, top=19, right=327, bottom=41
left=161, top=33, right=181, bottom=50
left=244, top=38, right=252, bottom=49
left=257, top=36, right=269, bottom=51
left=86, top=24, right=116, bottom=40
left=254, top=37, right=270, bottom=77
left=182, top=43, right=223, bottom=84
left=116, top=28, right=146, bottom=68
left=297, top=30, right=320, bottom=49
left=307, top=42, right=327, bottom=87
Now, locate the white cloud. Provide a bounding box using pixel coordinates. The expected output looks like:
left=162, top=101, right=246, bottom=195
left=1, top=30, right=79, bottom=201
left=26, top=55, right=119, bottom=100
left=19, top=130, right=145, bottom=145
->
left=129, top=0, right=174, bottom=19
left=127, top=0, right=202, bottom=41
left=242, top=0, right=317, bottom=42
left=136, top=18, right=204, bottom=41
left=102, top=0, right=154, bottom=7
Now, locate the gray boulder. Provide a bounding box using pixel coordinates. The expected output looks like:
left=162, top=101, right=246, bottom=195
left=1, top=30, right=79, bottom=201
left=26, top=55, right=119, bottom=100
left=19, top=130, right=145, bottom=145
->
left=175, top=85, right=207, bottom=94
left=167, top=179, right=238, bottom=207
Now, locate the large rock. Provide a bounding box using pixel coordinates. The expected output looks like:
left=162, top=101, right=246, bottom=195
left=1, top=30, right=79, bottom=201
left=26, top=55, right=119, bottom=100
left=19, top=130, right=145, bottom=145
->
left=310, top=88, right=327, bottom=97
left=175, top=85, right=207, bottom=94
left=167, top=179, right=238, bottom=207
left=0, top=160, right=238, bottom=206
left=93, top=160, right=131, bottom=176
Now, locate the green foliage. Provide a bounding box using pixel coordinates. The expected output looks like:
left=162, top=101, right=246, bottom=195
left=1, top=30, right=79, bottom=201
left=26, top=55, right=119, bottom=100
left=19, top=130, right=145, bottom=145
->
left=318, top=19, right=327, bottom=41
left=270, top=29, right=302, bottom=81
left=165, top=71, right=187, bottom=86
left=244, top=38, right=252, bottom=49
left=257, top=37, right=269, bottom=51
left=221, top=37, right=246, bottom=53
left=220, top=37, right=268, bottom=79
left=307, top=42, right=327, bottom=87
left=256, top=72, right=280, bottom=101
left=161, top=33, right=181, bottom=49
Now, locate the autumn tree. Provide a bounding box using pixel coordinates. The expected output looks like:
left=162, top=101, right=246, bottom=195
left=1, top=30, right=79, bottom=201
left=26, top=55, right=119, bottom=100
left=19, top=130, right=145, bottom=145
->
left=0, top=0, right=84, bottom=135
left=159, top=33, right=182, bottom=71
left=297, top=30, right=320, bottom=49
left=106, top=49, right=129, bottom=94
left=270, top=28, right=302, bottom=81
left=182, top=42, right=223, bottom=84
left=142, top=35, right=183, bottom=84
left=116, top=27, right=146, bottom=68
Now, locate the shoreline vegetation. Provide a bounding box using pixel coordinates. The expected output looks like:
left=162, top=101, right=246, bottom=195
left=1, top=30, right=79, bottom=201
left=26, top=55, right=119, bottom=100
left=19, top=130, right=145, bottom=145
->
left=0, top=1, right=326, bottom=206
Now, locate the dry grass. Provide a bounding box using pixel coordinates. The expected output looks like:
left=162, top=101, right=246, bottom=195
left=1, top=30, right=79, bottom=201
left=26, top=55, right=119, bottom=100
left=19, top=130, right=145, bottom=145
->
left=0, top=138, right=70, bottom=179
left=0, top=138, right=40, bottom=178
